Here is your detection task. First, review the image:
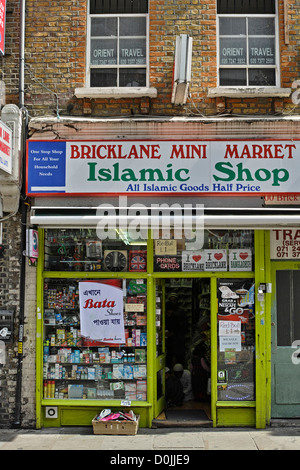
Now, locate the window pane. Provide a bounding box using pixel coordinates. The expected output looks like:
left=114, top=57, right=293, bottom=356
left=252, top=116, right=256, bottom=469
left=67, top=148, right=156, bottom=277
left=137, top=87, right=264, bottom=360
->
left=217, top=0, right=275, bottom=14
left=248, top=17, right=275, bottom=35
left=219, top=17, right=246, bottom=36
left=119, top=39, right=146, bottom=65
left=90, top=39, right=117, bottom=65
left=119, top=17, right=146, bottom=36
left=90, top=0, right=148, bottom=14
left=217, top=278, right=255, bottom=402
left=249, top=68, right=275, bottom=86
left=43, top=277, right=148, bottom=401
left=276, top=271, right=292, bottom=346
left=91, top=69, right=117, bottom=87
left=119, top=69, right=146, bottom=86
left=220, top=69, right=246, bottom=86
left=91, top=17, right=117, bottom=36
left=249, top=38, right=275, bottom=65
left=219, top=38, right=246, bottom=65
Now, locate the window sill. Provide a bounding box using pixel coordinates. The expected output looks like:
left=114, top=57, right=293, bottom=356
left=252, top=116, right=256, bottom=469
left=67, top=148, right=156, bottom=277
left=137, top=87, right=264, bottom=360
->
left=75, top=87, right=157, bottom=99
left=208, top=87, right=291, bottom=98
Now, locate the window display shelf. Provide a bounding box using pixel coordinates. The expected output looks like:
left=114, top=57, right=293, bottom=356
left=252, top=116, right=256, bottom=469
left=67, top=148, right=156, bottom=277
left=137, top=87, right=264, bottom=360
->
left=42, top=277, right=148, bottom=401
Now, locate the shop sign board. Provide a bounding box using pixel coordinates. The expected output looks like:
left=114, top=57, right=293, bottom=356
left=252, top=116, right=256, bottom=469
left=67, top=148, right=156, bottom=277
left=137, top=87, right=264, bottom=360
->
left=0, top=119, right=12, bottom=174
left=0, top=0, right=6, bottom=56
left=26, top=139, right=300, bottom=196
left=270, top=229, right=300, bottom=259
left=79, top=281, right=125, bottom=344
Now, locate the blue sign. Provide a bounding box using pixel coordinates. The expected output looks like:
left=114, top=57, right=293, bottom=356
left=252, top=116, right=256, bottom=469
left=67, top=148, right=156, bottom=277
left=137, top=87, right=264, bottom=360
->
left=27, top=141, right=66, bottom=194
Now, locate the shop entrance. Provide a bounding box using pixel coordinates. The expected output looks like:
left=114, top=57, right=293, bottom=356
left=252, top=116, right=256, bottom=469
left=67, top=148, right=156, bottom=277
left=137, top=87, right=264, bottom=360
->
left=154, top=278, right=212, bottom=426
left=271, top=262, right=300, bottom=418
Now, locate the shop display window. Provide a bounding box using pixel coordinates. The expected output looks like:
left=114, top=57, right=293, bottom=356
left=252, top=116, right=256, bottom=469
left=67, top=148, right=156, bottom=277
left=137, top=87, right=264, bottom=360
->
left=43, top=278, right=147, bottom=401
left=154, top=230, right=254, bottom=273
left=44, top=229, right=147, bottom=272
left=217, top=278, right=255, bottom=401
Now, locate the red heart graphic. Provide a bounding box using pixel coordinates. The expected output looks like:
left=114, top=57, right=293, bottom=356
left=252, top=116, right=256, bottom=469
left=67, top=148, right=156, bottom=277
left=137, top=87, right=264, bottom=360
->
left=239, top=252, right=248, bottom=260
left=192, top=255, right=202, bottom=262
left=214, top=253, right=223, bottom=260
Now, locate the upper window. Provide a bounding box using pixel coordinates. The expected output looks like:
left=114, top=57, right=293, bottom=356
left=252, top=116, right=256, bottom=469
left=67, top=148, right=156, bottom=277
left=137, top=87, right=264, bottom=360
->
left=88, top=0, right=148, bottom=88
left=217, top=0, right=278, bottom=87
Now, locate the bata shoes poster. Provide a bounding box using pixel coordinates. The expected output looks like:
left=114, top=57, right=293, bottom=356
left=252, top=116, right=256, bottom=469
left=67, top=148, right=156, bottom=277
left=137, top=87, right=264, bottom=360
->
left=79, top=281, right=125, bottom=343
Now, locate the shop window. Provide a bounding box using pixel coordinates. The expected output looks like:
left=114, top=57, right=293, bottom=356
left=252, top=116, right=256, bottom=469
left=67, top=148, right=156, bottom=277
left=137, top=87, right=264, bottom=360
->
left=153, top=230, right=254, bottom=273
left=44, top=229, right=147, bottom=273
left=217, top=0, right=278, bottom=87
left=276, top=270, right=300, bottom=346
left=43, top=278, right=147, bottom=401
left=217, top=278, right=255, bottom=401
left=88, top=0, right=148, bottom=88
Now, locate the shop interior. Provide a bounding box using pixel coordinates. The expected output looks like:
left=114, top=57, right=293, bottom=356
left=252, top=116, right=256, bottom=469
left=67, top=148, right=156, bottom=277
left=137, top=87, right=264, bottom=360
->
left=156, top=278, right=212, bottom=426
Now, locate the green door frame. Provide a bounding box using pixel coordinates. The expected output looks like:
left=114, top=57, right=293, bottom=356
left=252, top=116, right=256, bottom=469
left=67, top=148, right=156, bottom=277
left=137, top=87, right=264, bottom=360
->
left=36, top=229, right=271, bottom=429
left=270, top=258, right=300, bottom=418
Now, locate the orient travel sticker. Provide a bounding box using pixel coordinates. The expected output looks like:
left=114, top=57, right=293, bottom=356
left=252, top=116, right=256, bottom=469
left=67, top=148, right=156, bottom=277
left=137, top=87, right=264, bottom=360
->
left=26, top=139, right=300, bottom=196
left=79, top=281, right=125, bottom=344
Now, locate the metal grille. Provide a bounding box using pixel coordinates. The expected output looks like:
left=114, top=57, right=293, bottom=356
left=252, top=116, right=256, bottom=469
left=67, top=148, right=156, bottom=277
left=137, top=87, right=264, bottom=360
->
left=90, top=0, right=148, bottom=14
left=217, top=0, right=275, bottom=14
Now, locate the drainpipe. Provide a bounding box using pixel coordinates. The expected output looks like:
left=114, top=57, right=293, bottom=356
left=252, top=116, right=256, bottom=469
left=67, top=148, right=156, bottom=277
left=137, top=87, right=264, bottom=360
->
left=13, top=0, right=26, bottom=427
left=19, top=0, right=25, bottom=108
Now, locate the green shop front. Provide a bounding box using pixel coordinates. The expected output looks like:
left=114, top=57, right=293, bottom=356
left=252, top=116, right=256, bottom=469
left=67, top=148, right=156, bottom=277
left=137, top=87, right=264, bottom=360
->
left=26, top=137, right=300, bottom=429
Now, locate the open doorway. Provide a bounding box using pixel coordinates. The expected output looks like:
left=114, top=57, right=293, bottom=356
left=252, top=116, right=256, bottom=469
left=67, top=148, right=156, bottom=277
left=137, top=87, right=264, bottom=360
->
left=155, top=278, right=212, bottom=426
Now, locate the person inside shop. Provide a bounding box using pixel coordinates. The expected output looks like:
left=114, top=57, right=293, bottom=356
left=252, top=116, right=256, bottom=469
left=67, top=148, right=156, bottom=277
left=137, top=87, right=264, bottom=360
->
left=173, top=364, right=193, bottom=402
left=165, top=295, right=186, bottom=367
left=191, top=343, right=210, bottom=401
left=165, top=367, right=184, bottom=407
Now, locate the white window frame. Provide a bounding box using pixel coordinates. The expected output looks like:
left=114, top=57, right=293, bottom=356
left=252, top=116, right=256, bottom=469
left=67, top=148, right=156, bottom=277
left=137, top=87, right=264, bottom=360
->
left=75, top=5, right=156, bottom=99
left=88, top=13, right=149, bottom=87
left=209, top=2, right=290, bottom=98
left=217, top=12, right=279, bottom=88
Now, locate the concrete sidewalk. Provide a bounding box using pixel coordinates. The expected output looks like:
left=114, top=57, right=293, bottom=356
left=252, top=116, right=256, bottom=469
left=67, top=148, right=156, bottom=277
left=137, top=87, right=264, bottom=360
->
left=1, top=424, right=300, bottom=450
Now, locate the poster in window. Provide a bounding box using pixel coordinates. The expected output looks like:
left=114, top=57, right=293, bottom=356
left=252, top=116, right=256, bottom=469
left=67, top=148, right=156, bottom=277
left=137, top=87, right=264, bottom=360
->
left=217, top=279, right=255, bottom=322
left=79, top=281, right=125, bottom=344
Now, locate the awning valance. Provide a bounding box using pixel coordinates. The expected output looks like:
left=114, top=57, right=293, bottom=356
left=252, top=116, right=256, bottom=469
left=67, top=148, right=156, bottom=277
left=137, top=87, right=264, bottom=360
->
left=30, top=206, right=300, bottom=230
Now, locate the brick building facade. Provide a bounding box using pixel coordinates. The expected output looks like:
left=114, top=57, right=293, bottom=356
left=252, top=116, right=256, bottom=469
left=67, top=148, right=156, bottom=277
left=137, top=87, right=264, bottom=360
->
left=1, top=0, right=300, bottom=428
left=22, top=0, right=299, bottom=119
